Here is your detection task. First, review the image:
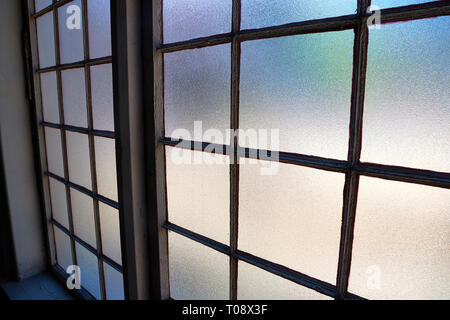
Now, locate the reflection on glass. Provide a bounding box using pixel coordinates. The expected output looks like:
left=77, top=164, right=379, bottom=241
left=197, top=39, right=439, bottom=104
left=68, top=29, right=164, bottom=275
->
left=91, top=64, right=114, bottom=131
left=49, top=178, right=69, bottom=228
left=45, top=127, right=64, bottom=177
left=99, top=202, right=122, bottom=265
left=70, top=189, right=96, bottom=248
left=58, top=0, right=84, bottom=64
left=103, top=263, right=124, bottom=300
left=53, top=226, right=72, bottom=271
left=88, top=0, right=112, bottom=59
left=40, top=72, right=60, bottom=123
left=75, top=243, right=101, bottom=299
left=94, top=137, right=117, bottom=201
left=61, top=68, right=88, bottom=128
left=66, top=132, right=92, bottom=190
left=371, top=0, right=433, bottom=9
left=36, top=12, right=55, bottom=68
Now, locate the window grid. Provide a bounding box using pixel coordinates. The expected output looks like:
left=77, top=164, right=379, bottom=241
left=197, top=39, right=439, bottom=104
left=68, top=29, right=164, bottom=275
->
left=156, top=0, right=450, bottom=300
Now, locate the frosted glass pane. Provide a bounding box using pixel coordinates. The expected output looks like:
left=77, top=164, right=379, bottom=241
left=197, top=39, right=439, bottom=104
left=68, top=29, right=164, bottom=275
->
left=58, top=0, right=84, bottom=64
left=40, top=72, right=60, bottom=123
left=240, top=31, right=353, bottom=159
left=239, top=160, right=344, bottom=284
left=49, top=178, right=69, bottom=229
left=91, top=64, right=114, bottom=131
left=361, top=17, right=450, bottom=172
left=164, top=44, right=230, bottom=141
left=163, top=0, right=231, bottom=43
left=35, top=0, right=52, bottom=12
left=372, top=0, right=432, bottom=9
left=99, top=202, right=122, bottom=265
left=61, top=68, right=88, bottom=128
left=75, top=243, right=101, bottom=299
left=349, top=177, right=450, bottom=300
left=88, top=0, right=112, bottom=59
left=44, top=127, right=64, bottom=177
left=241, top=0, right=356, bottom=30
left=166, top=148, right=229, bottom=244
left=238, top=261, right=332, bottom=300
left=70, top=189, right=96, bottom=248
left=36, top=12, right=56, bottom=68
left=94, top=137, right=117, bottom=201
left=169, top=232, right=229, bottom=300
left=103, top=264, right=124, bottom=300
left=66, top=132, right=92, bottom=190
left=54, top=226, right=73, bottom=271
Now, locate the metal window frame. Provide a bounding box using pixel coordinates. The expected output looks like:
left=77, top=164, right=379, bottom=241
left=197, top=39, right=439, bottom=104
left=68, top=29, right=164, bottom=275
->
left=147, top=0, right=450, bottom=301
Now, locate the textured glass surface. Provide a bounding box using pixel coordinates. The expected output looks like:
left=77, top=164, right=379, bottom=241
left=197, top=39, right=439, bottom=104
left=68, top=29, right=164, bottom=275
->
left=66, top=132, right=92, bottom=190
left=35, top=0, right=52, bottom=12
left=163, top=0, right=231, bottom=43
left=164, top=44, right=230, bottom=141
left=75, top=243, right=101, bottom=299
left=240, top=31, right=353, bottom=159
left=349, top=177, right=450, bottom=300
left=91, top=64, right=114, bottom=131
left=88, top=0, right=112, bottom=59
left=169, top=232, right=229, bottom=300
left=49, top=178, right=69, bottom=229
left=61, top=68, right=87, bottom=128
left=45, top=127, right=64, bottom=177
left=238, top=261, right=332, bottom=300
left=103, top=264, right=124, bottom=300
left=54, top=226, right=72, bottom=271
left=166, top=148, right=229, bottom=244
left=58, top=0, right=84, bottom=64
left=40, top=72, right=60, bottom=123
left=70, top=189, right=96, bottom=248
left=361, top=17, right=450, bottom=172
left=99, top=202, right=122, bottom=265
left=372, top=0, right=432, bottom=9
left=94, top=137, right=117, bottom=201
left=239, top=160, right=344, bottom=284
left=36, top=12, right=56, bottom=68
left=241, top=0, right=356, bottom=29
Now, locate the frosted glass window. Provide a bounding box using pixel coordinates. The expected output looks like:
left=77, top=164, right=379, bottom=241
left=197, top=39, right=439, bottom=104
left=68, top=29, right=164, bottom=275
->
left=70, top=189, right=96, bottom=248
left=66, top=132, right=92, bottom=190
left=49, top=178, right=69, bottom=229
left=163, top=0, right=231, bottom=43
left=164, top=44, right=230, bottom=141
left=169, top=232, right=229, bottom=300
left=361, top=17, right=450, bottom=172
left=99, top=202, right=122, bottom=265
left=40, top=72, right=60, bottom=123
left=103, top=264, right=124, bottom=300
left=94, top=137, right=117, bottom=201
left=166, top=148, right=229, bottom=244
left=44, top=127, right=64, bottom=177
left=239, top=160, right=344, bottom=284
left=238, top=261, right=332, bottom=300
left=58, top=0, right=84, bottom=64
left=240, top=31, right=353, bottom=159
left=349, top=177, right=450, bottom=300
left=371, top=0, right=432, bottom=9
left=88, top=0, right=112, bottom=59
left=35, top=0, right=52, bottom=12
left=241, top=0, right=356, bottom=30
left=91, top=64, right=114, bottom=131
left=61, top=68, right=88, bottom=128
left=54, top=226, right=73, bottom=271
left=75, top=243, right=101, bottom=299
left=36, top=12, right=56, bottom=68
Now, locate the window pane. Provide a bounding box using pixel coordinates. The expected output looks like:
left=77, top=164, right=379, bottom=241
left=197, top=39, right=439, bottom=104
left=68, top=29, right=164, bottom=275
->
left=49, top=178, right=69, bottom=229
left=36, top=12, right=56, bottom=68
left=371, top=0, right=433, bottom=9
left=61, top=68, right=88, bottom=128
left=40, top=72, right=60, bottom=123
left=240, top=31, right=353, bottom=159
left=94, top=137, right=117, bottom=201
left=70, top=189, right=96, bottom=248
left=361, top=17, right=450, bottom=172
left=169, top=232, right=229, bottom=300
left=238, top=261, right=332, bottom=300
left=75, top=243, right=101, bottom=299
left=35, top=0, right=52, bottom=12
left=166, top=148, right=229, bottom=244
left=66, top=132, right=92, bottom=190
left=239, top=160, right=344, bottom=284
left=241, top=0, right=356, bottom=30
left=99, top=202, right=122, bottom=265
left=91, top=64, right=114, bottom=131
left=164, top=44, right=230, bottom=141
left=58, top=0, right=84, bottom=64
left=44, top=127, right=64, bottom=177
left=349, top=177, right=450, bottom=300
left=103, top=264, right=124, bottom=300
left=54, top=226, right=72, bottom=271
left=88, top=0, right=112, bottom=59
left=163, top=0, right=231, bottom=43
